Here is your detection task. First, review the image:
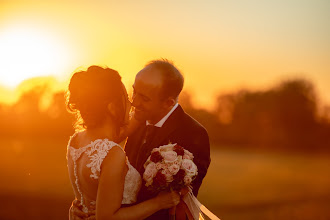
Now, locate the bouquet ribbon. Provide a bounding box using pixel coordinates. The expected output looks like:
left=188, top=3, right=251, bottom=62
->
left=172, top=186, right=220, bottom=220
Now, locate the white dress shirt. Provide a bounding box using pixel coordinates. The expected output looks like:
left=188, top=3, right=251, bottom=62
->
left=146, top=103, right=179, bottom=127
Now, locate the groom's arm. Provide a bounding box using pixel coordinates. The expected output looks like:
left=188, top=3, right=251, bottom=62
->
left=188, top=126, right=211, bottom=196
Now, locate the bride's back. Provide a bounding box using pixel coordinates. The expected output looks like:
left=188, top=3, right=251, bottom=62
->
left=67, top=132, right=99, bottom=204
left=67, top=131, right=129, bottom=212
left=67, top=130, right=142, bottom=214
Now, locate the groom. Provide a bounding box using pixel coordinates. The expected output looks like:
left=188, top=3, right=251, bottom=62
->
left=70, top=59, right=211, bottom=219
left=125, top=59, right=210, bottom=219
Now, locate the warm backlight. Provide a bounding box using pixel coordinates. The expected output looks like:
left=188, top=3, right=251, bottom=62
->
left=0, top=26, right=72, bottom=87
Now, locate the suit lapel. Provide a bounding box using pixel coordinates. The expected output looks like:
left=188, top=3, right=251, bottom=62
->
left=125, top=123, right=147, bottom=169
left=148, top=105, right=185, bottom=149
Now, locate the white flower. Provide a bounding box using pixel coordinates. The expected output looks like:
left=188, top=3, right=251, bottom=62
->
left=184, top=175, right=193, bottom=185
left=181, top=159, right=198, bottom=177
left=151, top=148, right=160, bottom=153
left=161, top=169, right=174, bottom=182
left=168, top=164, right=180, bottom=175
left=173, top=156, right=183, bottom=166
left=183, top=149, right=194, bottom=160
left=155, top=162, right=163, bottom=170
left=143, top=162, right=157, bottom=185
left=161, top=151, right=177, bottom=163
left=159, top=143, right=177, bottom=152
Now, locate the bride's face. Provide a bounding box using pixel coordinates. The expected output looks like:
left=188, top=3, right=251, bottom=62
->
left=122, top=84, right=132, bottom=126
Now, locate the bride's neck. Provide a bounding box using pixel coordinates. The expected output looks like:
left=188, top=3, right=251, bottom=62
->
left=85, top=120, right=117, bottom=141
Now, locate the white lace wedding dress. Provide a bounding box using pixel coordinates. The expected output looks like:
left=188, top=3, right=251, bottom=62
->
left=67, top=133, right=142, bottom=213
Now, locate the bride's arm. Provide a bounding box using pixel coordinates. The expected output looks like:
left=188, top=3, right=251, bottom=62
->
left=96, top=147, right=179, bottom=220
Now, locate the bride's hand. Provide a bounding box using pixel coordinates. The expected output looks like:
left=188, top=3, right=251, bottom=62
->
left=117, top=111, right=143, bottom=142
left=69, top=199, right=88, bottom=220
left=126, top=110, right=144, bottom=136
left=154, top=191, right=181, bottom=210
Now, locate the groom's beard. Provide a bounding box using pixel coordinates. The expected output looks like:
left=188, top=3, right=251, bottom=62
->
left=133, top=105, right=169, bottom=124
left=133, top=107, right=148, bottom=121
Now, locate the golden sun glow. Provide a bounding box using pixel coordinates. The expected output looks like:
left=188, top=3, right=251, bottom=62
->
left=0, top=25, right=73, bottom=88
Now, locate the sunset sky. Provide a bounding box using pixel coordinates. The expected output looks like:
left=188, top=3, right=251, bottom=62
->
left=1, top=0, right=329, bottom=108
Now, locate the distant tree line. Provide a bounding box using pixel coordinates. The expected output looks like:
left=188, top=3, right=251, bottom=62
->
left=0, top=78, right=329, bottom=152
left=180, top=78, right=330, bottom=152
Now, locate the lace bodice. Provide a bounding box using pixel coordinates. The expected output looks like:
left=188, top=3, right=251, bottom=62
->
left=67, top=134, right=142, bottom=213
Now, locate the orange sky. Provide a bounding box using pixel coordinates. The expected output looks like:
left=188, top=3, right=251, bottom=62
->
left=1, top=0, right=329, bottom=108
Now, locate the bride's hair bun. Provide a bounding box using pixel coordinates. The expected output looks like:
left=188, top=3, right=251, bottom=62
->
left=66, top=65, right=126, bottom=130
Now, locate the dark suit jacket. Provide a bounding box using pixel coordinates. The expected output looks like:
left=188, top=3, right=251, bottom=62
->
left=125, top=105, right=211, bottom=220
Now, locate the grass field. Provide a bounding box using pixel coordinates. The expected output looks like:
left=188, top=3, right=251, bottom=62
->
left=0, top=137, right=330, bottom=220
left=198, top=148, right=330, bottom=219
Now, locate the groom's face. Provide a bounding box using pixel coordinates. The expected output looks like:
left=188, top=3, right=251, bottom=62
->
left=132, top=67, right=169, bottom=124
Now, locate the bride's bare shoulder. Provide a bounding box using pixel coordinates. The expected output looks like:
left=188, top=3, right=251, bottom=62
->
left=68, top=130, right=88, bottom=149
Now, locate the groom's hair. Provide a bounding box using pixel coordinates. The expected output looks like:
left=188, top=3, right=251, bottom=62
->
left=145, top=59, right=184, bottom=100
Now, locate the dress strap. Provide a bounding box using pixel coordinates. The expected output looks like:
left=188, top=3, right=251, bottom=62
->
left=85, top=139, right=124, bottom=179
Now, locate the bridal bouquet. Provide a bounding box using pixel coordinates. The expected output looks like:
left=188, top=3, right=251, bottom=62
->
left=143, top=143, right=221, bottom=220
left=143, top=143, right=198, bottom=192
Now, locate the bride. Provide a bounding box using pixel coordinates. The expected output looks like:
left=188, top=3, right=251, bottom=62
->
left=66, top=66, right=180, bottom=220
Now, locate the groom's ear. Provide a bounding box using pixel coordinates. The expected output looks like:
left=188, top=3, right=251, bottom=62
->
left=163, top=97, right=176, bottom=108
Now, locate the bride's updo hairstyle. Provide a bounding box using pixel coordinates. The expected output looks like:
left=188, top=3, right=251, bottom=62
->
left=66, top=65, right=127, bottom=131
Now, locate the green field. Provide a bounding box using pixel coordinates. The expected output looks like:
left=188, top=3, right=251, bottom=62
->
left=0, top=137, right=330, bottom=219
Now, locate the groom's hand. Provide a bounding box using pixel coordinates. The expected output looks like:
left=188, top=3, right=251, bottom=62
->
left=180, top=186, right=189, bottom=198
left=69, top=199, right=90, bottom=220
left=86, top=214, right=96, bottom=220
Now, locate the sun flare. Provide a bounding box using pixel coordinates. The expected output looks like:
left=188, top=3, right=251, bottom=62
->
left=0, top=26, right=73, bottom=88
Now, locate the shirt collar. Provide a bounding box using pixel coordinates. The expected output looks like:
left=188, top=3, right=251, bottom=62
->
left=146, top=103, right=179, bottom=128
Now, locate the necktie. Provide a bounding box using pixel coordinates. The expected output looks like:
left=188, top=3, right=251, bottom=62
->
left=144, top=125, right=157, bottom=145
left=137, top=125, right=158, bottom=173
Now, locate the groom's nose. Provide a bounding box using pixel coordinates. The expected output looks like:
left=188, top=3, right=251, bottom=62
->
left=131, top=94, right=139, bottom=107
